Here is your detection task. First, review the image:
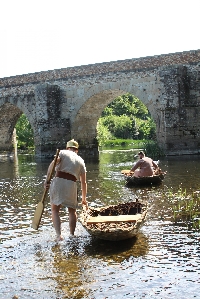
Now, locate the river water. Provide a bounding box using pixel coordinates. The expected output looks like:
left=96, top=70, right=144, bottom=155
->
left=0, top=150, right=200, bottom=299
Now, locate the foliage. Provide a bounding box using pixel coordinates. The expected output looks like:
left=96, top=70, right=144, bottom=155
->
left=102, top=93, right=149, bottom=119
left=143, top=140, right=165, bottom=157
left=99, top=139, right=163, bottom=157
left=136, top=117, right=156, bottom=139
left=15, top=114, right=34, bottom=149
left=99, top=139, right=144, bottom=149
left=96, top=118, right=114, bottom=146
left=99, top=115, right=137, bottom=139
left=98, top=93, right=156, bottom=144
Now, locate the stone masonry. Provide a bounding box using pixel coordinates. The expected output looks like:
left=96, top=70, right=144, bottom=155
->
left=0, top=49, right=200, bottom=157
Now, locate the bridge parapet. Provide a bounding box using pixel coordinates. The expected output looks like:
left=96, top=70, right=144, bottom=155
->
left=0, top=50, right=199, bottom=87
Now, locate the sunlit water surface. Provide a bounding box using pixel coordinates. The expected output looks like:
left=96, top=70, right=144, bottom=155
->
left=0, top=150, right=200, bottom=299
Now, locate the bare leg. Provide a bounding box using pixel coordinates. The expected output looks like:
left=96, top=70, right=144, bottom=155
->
left=51, top=204, right=63, bottom=241
left=68, top=207, right=77, bottom=235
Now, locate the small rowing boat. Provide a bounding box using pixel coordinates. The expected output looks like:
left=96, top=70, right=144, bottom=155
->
left=80, top=201, right=147, bottom=241
left=121, top=169, right=166, bottom=187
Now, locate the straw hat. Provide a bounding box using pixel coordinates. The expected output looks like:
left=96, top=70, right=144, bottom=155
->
left=66, top=139, right=79, bottom=149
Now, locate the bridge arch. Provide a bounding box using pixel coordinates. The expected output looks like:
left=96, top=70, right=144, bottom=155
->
left=0, top=103, right=22, bottom=152
left=0, top=92, right=39, bottom=153
left=71, top=76, right=164, bottom=149
left=72, top=89, right=125, bottom=145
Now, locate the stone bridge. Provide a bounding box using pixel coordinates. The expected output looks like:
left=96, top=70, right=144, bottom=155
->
left=0, top=49, right=200, bottom=157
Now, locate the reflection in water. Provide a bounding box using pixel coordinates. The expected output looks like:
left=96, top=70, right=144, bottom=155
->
left=13, top=152, right=19, bottom=179
left=48, top=232, right=149, bottom=298
left=51, top=240, right=88, bottom=299
left=83, top=232, right=149, bottom=262
left=0, top=151, right=200, bottom=298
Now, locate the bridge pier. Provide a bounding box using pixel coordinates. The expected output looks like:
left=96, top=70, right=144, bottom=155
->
left=32, top=84, right=100, bottom=158
left=33, top=83, right=71, bottom=158
left=34, top=142, right=99, bottom=159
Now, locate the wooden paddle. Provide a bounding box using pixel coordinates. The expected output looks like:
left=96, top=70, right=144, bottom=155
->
left=121, top=169, right=134, bottom=175
left=31, top=148, right=60, bottom=230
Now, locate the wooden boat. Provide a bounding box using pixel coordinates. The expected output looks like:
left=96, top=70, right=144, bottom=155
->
left=121, top=169, right=166, bottom=187
left=125, top=173, right=165, bottom=187
left=80, top=201, right=147, bottom=241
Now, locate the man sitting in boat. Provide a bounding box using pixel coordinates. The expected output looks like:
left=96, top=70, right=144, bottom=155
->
left=129, top=151, right=159, bottom=177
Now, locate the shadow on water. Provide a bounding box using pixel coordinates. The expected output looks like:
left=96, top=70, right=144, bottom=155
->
left=83, top=232, right=149, bottom=262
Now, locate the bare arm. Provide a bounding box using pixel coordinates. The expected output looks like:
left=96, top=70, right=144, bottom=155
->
left=152, top=160, right=158, bottom=169
left=80, top=172, right=88, bottom=208
left=130, top=160, right=142, bottom=172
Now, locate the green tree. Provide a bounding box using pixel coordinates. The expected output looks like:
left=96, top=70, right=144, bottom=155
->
left=102, top=93, right=149, bottom=119
left=100, top=115, right=138, bottom=139
left=15, top=114, right=34, bottom=149
left=136, top=117, right=156, bottom=139
left=96, top=118, right=114, bottom=146
left=98, top=93, right=156, bottom=143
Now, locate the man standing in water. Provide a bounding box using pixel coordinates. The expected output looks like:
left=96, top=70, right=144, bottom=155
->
left=44, top=139, right=87, bottom=241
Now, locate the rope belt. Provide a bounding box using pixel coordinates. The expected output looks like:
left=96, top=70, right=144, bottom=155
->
left=56, top=171, right=77, bottom=182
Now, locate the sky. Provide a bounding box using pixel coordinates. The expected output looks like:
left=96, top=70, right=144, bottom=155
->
left=0, top=0, right=199, bottom=78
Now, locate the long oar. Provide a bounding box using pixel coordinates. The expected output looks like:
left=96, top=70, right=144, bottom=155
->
left=121, top=169, right=134, bottom=175
left=32, top=149, right=60, bottom=230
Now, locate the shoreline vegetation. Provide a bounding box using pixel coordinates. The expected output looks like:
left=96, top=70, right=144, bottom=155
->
left=99, top=139, right=165, bottom=157
left=15, top=138, right=164, bottom=157
left=168, top=188, right=200, bottom=230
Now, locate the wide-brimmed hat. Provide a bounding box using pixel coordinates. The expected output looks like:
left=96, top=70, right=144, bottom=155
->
left=66, top=139, right=79, bottom=149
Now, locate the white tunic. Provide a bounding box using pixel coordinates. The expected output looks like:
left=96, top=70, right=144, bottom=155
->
left=49, top=149, right=86, bottom=208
